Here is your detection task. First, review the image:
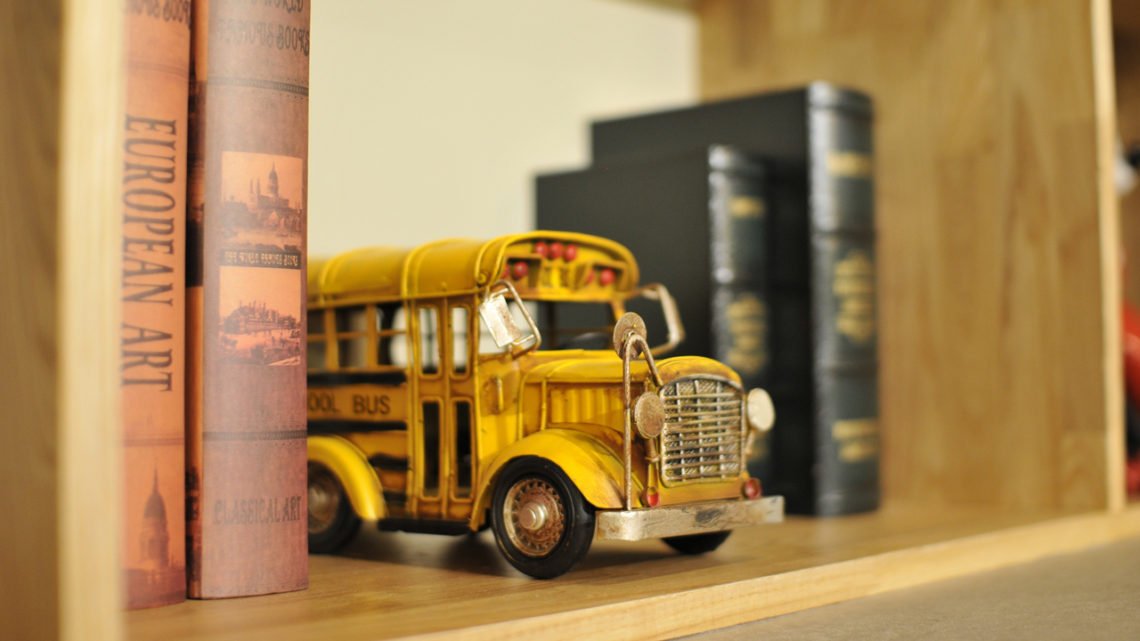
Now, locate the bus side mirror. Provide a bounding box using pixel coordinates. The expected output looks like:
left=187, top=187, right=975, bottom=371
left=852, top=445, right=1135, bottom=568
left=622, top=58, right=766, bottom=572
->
left=626, top=283, right=685, bottom=357
left=479, top=280, right=541, bottom=356
left=480, top=293, right=524, bottom=348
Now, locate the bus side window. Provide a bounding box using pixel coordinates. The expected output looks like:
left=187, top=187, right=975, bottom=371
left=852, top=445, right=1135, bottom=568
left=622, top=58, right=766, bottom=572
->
left=307, top=309, right=327, bottom=371
left=335, top=306, right=368, bottom=369
left=451, top=305, right=469, bottom=374
left=421, top=401, right=441, bottom=496
left=454, top=400, right=472, bottom=496
left=419, top=306, right=440, bottom=375
left=377, top=303, right=409, bottom=368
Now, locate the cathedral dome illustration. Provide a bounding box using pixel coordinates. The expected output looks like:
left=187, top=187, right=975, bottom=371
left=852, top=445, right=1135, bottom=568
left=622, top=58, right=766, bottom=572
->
left=268, top=162, right=279, bottom=195
left=140, top=469, right=171, bottom=569
left=222, top=160, right=303, bottom=237
left=144, top=474, right=167, bottom=520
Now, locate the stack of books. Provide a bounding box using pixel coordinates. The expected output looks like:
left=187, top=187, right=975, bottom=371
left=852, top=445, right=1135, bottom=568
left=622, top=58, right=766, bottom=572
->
left=120, top=0, right=310, bottom=609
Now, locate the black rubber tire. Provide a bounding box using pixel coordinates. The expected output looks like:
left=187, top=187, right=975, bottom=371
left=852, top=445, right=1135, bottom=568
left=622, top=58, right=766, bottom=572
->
left=307, top=463, right=361, bottom=554
left=491, top=456, right=595, bottom=579
left=663, top=530, right=732, bottom=555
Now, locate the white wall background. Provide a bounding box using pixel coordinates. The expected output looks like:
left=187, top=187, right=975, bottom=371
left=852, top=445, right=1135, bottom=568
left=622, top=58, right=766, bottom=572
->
left=309, top=0, right=695, bottom=256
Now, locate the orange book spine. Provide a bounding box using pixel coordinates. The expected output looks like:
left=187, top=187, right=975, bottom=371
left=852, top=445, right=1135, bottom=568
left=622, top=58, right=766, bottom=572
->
left=186, top=0, right=310, bottom=598
left=121, top=0, right=192, bottom=610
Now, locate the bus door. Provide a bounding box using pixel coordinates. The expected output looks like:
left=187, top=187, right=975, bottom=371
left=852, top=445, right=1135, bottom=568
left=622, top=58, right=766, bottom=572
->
left=409, top=298, right=476, bottom=522
left=445, top=298, right=476, bottom=520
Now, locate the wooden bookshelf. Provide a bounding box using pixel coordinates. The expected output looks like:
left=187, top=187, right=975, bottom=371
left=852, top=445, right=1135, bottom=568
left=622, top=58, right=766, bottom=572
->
left=0, top=1, right=123, bottom=640
left=124, top=503, right=1140, bottom=640
left=6, top=1, right=1140, bottom=640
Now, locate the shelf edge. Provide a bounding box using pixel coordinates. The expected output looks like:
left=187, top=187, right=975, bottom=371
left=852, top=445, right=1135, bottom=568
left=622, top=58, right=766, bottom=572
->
left=405, top=507, right=1140, bottom=641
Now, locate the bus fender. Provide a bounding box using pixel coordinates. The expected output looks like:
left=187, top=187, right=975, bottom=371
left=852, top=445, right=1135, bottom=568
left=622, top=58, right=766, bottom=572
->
left=471, top=429, right=638, bottom=530
left=308, top=435, right=386, bottom=521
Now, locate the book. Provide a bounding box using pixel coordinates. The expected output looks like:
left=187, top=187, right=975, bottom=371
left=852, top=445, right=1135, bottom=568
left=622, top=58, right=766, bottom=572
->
left=186, top=0, right=310, bottom=598
left=121, top=1, right=191, bottom=610
left=536, top=145, right=774, bottom=485
left=586, top=83, right=879, bottom=515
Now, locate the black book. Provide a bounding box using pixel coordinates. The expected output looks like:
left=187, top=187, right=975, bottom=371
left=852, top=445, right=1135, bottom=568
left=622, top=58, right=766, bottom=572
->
left=536, top=145, right=775, bottom=488
left=583, top=83, right=879, bottom=516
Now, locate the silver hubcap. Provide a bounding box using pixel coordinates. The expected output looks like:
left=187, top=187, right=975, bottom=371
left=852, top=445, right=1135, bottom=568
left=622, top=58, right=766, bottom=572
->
left=518, top=502, right=549, bottom=530
left=503, top=477, right=565, bottom=557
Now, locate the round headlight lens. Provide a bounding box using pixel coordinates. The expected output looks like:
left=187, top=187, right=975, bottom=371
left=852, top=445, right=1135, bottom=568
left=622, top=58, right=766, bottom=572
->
left=746, top=388, right=775, bottom=432
left=633, top=392, right=666, bottom=439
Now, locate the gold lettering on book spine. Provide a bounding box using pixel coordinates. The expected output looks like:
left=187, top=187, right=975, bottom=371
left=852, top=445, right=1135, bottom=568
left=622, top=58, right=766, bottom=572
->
left=833, top=249, right=875, bottom=345
left=725, top=292, right=768, bottom=376
left=832, top=418, right=879, bottom=462
left=729, top=195, right=765, bottom=219
left=826, top=151, right=873, bottom=178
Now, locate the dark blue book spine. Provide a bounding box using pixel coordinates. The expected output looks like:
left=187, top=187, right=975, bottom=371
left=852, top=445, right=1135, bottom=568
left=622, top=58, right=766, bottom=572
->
left=807, top=86, right=879, bottom=515
left=707, top=147, right=773, bottom=486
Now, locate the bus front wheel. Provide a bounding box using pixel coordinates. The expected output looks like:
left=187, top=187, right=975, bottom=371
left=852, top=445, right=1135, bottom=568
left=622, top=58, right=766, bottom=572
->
left=491, top=457, right=594, bottom=579
left=307, top=462, right=361, bottom=553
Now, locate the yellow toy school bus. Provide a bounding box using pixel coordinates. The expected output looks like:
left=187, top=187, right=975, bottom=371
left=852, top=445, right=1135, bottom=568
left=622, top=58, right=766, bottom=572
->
left=306, top=231, right=782, bottom=578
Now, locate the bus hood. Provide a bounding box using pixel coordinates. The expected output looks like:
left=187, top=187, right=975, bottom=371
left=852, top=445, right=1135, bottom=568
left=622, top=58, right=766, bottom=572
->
left=518, top=351, right=742, bottom=388
left=510, top=352, right=744, bottom=439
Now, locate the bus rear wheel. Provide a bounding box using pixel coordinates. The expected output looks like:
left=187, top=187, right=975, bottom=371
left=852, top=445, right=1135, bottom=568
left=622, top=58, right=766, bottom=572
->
left=491, top=457, right=594, bottom=579
left=307, top=462, right=361, bottom=553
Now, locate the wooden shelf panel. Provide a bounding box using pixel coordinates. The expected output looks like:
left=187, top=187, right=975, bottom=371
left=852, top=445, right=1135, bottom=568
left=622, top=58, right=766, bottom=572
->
left=699, top=0, right=1124, bottom=512
left=0, top=1, right=124, bottom=639
left=127, top=504, right=1140, bottom=640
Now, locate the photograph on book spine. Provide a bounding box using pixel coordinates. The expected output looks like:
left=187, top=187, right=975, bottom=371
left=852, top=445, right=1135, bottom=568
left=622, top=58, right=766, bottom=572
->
left=217, top=265, right=302, bottom=367
left=219, top=151, right=303, bottom=269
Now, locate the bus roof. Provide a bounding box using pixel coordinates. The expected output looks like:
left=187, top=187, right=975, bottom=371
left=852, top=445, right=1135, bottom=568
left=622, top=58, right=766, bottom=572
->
left=309, top=231, right=640, bottom=305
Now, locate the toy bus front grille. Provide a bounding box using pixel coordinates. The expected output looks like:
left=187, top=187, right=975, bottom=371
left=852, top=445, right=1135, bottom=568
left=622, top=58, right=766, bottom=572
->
left=658, top=378, right=744, bottom=485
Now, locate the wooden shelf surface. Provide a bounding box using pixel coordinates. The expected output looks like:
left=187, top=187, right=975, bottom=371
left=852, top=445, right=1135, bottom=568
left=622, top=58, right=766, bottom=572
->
left=127, top=503, right=1140, bottom=640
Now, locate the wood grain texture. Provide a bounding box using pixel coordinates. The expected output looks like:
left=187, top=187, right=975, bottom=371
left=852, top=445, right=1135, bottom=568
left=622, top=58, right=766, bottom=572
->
left=59, top=0, right=124, bottom=636
left=698, top=0, right=1123, bottom=512
left=0, top=0, right=123, bottom=639
left=0, top=2, right=64, bottom=637
left=125, top=505, right=1140, bottom=640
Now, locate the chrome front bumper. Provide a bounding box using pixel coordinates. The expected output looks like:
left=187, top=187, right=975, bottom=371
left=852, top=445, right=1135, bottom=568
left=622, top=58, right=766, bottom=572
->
left=594, top=495, right=784, bottom=542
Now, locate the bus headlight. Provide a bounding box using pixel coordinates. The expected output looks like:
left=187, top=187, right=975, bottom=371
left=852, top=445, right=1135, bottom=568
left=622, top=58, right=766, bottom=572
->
left=746, top=388, right=775, bottom=433
left=633, top=392, right=665, bottom=439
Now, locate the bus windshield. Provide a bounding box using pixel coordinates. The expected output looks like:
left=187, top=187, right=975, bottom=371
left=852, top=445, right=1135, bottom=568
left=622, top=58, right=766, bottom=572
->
left=478, top=300, right=616, bottom=354
left=537, top=301, right=616, bottom=350
left=476, top=283, right=683, bottom=357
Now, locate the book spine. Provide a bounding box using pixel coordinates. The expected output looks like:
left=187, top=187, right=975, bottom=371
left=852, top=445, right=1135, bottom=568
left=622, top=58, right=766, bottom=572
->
left=707, top=147, right=773, bottom=486
left=121, top=1, right=191, bottom=610
left=807, top=90, right=879, bottom=516
left=187, top=0, right=310, bottom=598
